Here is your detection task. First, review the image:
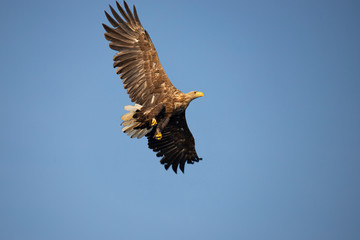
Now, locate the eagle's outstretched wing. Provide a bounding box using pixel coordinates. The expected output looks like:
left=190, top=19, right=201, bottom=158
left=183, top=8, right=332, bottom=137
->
left=103, top=1, right=177, bottom=106
left=146, top=111, right=202, bottom=173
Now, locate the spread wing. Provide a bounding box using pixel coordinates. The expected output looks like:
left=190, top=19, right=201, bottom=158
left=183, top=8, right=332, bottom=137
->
left=103, top=1, right=177, bottom=106
left=146, top=111, right=202, bottom=173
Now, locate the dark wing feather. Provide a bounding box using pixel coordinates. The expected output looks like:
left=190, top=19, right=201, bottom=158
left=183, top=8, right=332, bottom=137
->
left=146, top=111, right=202, bottom=173
left=103, top=1, right=177, bottom=106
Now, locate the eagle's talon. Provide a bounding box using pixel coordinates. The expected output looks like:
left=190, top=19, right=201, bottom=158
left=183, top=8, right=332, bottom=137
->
left=151, top=118, right=157, bottom=126
left=154, top=132, right=162, bottom=140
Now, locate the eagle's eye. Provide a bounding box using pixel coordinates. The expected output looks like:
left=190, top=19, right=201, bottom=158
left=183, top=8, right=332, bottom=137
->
left=194, top=91, right=197, bottom=94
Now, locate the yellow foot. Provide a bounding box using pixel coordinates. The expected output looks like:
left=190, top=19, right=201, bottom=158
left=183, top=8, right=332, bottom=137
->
left=151, top=118, right=157, bottom=126
left=154, top=132, right=162, bottom=140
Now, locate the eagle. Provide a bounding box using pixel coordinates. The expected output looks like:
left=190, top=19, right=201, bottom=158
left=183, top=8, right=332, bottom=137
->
left=103, top=1, right=204, bottom=173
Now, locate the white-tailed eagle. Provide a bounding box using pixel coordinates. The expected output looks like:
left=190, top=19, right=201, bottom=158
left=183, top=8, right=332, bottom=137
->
left=103, top=1, right=204, bottom=173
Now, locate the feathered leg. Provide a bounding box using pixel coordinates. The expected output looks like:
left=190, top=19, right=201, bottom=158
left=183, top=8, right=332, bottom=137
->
left=154, top=114, right=171, bottom=140
left=148, top=104, right=165, bottom=126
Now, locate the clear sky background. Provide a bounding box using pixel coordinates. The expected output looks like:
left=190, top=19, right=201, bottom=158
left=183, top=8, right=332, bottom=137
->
left=1, top=0, right=359, bottom=239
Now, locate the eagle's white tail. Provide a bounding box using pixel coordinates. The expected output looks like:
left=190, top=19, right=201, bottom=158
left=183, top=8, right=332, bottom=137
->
left=121, top=104, right=153, bottom=139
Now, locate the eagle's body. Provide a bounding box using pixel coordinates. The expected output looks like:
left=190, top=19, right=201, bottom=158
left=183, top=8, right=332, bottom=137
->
left=103, top=1, right=203, bottom=173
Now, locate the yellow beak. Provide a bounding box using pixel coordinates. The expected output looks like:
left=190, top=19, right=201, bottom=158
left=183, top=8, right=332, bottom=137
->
left=195, top=92, right=204, bottom=97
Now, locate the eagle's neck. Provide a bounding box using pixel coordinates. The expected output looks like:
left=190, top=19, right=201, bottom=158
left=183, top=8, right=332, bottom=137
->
left=173, top=92, right=192, bottom=112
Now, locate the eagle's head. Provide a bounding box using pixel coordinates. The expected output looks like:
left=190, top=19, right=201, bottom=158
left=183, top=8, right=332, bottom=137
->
left=187, top=91, right=204, bottom=101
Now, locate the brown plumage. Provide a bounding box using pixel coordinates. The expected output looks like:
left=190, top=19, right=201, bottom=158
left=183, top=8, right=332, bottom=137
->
left=103, top=1, right=204, bottom=173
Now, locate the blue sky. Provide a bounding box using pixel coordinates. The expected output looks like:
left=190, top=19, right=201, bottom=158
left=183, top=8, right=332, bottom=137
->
left=1, top=0, right=359, bottom=239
